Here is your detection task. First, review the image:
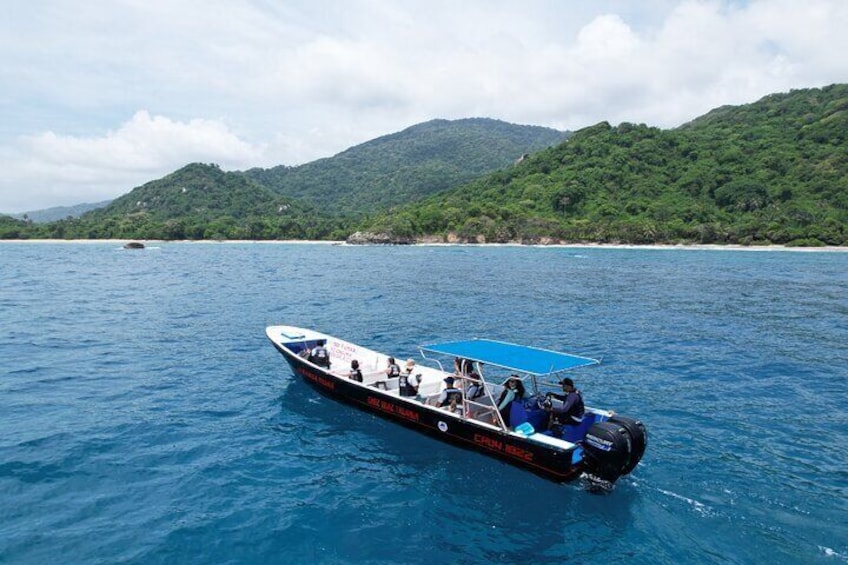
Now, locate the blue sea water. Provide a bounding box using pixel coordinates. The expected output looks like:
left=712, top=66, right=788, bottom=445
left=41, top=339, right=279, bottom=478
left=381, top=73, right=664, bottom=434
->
left=1, top=242, right=846, bottom=564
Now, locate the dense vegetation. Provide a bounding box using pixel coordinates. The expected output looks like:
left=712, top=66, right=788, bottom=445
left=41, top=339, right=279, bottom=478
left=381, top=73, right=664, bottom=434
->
left=4, top=164, right=348, bottom=240
left=0, top=119, right=563, bottom=241
left=244, top=118, right=568, bottom=212
left=0, top=215, right=27, bottom=239
left=1, top=86, right=845, bottom=245
left=363, top=84, right=848, bottom=246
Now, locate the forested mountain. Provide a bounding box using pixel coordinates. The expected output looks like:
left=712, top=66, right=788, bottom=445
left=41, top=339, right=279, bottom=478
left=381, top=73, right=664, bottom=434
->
left=0, top=118, right=565, bottom=240
left=2, top=85, right=846, bottom=245
left=362, top=84, right=847, bottom=246
left=243, top=118, right=568, bottom=212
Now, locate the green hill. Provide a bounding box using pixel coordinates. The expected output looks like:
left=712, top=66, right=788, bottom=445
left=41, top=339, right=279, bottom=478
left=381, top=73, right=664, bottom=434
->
left=244, top=118, right=568, bottom=212
left=26, top=163, right=343, bottom=240
left=4, top=87, right=846, bottom=245
left=0, top=215, right=28, bottom=238
left=15, top=118, right=566, bottom=241
left=364, top=84, right=847, bottom=246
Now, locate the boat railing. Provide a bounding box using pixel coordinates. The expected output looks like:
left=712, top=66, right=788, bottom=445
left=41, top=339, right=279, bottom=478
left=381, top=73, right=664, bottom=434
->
left=463, top=399, right=499, bottom=426
left=447, top=372, right=509, bottom=430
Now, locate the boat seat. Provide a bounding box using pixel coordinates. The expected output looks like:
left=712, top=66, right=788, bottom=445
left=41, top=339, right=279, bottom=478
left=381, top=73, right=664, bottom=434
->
left=362, top=371, right=388, bottom=385
left=509, top=399, right=548, bottom=431
left=560, top=412, right=600, bottom=442
left=372, top=379, right=399, bottom=391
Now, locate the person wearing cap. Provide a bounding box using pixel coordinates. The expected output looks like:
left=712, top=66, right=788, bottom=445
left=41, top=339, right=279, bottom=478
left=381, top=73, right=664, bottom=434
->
left=545, top=377, right=585, bottom=431
left=398, top=358, right=421, bottom=397
left=435, top=376, right=463, bottom=410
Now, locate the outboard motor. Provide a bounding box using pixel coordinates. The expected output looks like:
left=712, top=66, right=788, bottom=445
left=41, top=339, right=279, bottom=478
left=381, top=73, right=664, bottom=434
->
left=607, top=415, right=647, bottom=476
left=581, top=415, right=648, bottom=486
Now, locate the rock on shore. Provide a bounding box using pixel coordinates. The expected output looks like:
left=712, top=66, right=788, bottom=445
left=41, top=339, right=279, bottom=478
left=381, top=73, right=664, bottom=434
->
left=345, top=231, right=413, bottom=245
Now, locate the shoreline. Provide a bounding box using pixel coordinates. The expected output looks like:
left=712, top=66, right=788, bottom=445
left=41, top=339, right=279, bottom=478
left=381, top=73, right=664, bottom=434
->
left=1, top=238, right=846, bottom=252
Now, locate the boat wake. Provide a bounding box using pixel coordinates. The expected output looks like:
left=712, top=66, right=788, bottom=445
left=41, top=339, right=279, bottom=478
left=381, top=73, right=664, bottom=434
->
left=579, top=472, right=615, bottom=494
left=655, top=487, right=714, bottom=517
left=818, top=546, right=848, bottom=562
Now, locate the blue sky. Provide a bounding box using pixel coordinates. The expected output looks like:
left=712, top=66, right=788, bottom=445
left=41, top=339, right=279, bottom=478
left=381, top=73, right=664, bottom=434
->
left=1, top=0, right=846, bottom=212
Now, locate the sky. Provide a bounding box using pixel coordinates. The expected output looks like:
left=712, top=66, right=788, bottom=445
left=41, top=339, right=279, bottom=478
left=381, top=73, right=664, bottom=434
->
left=1, top=0, right=846, bottom=213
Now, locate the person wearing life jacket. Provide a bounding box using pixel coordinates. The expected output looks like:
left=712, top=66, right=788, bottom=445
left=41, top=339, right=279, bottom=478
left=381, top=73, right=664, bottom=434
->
left=309, top=340, right=330, bottom=368
left=495, top=376, right=525, bottom=427
left=398, top=358, right=421, bottom=397
left=436, top=376, right=463, bottom=410
left=465, top=371, right=485, bottom=401
left=385, top=357, right=401, bottom=379
left=546, top=377, right=584, bottom=430
left=349, top=359, right=363, bottom=382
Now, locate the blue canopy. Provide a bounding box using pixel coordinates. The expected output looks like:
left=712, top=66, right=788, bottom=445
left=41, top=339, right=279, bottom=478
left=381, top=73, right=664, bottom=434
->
left=420, top=339, right=599, bottom=376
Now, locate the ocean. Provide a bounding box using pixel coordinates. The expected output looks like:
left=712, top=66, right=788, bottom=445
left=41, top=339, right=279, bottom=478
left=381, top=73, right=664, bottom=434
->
left=1, top=242, right=846, bottom=564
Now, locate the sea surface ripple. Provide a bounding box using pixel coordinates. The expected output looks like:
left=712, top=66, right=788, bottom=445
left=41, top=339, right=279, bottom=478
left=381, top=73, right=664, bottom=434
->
left=1, top=242, right=846, bottom=564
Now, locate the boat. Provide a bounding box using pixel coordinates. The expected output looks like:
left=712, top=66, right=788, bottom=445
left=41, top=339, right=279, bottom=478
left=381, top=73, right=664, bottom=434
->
left=266, top=325, right=647, bottom=489
left=123, top=241, right=145, bottom=249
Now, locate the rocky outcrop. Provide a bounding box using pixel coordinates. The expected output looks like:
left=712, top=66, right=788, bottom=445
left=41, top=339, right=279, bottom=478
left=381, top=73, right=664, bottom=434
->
left=345, top=231, right=413, bottom=245
left=346, top=231, right=573, bottom=245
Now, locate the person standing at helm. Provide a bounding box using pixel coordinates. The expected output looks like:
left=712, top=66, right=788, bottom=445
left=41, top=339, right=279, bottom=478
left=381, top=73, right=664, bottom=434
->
left=546, top=377, right=584, bottom=428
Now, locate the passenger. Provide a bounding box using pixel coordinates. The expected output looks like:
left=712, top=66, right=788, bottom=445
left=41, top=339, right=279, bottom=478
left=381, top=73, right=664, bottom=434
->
left=385, top=357, right=401, bottom=379
left=435, top=376, right=463, bottom=411
left=495, top=376, right=525, bottom=427
left=404, top=358, right=416, bottom=374
left=465, top=370, right=485, bottom=401
left=399, top=358, right=421, bottom=397
left=452, top=358, right=476, bottom=397
left=349, top=359, right=363, bottom=382
left=308, top=340, right=330, bottom=368
left=454, top=357, right=473, bottom=377
left=545, top=377, right=585, bottom=433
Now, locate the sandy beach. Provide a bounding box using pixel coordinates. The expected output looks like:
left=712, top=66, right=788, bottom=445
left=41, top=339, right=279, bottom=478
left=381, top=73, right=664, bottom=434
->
left=2, top=238, right=846, bottom=252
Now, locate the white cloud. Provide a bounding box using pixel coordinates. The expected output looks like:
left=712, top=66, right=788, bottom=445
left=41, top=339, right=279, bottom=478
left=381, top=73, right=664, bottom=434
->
left=0, top=112, right=266, bottom=211
left=26, top=111, right=263, bottom=169
left=0, top=0, right=847, bottom=212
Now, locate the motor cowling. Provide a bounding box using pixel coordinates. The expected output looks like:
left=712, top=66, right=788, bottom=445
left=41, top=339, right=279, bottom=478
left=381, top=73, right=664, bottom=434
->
left=581, top=415, right=647, bottom=484
left=607, top=415, right=647, bottom=476
left=581, top=421, right=632, bottom=483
